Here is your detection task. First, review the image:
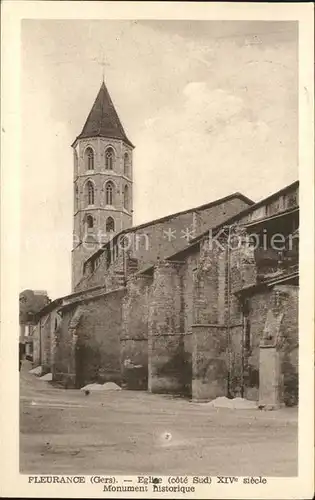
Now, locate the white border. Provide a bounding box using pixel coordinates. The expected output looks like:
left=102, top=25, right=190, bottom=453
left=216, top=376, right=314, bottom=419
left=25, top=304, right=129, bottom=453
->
left=1, top=2, right=314, bottom=498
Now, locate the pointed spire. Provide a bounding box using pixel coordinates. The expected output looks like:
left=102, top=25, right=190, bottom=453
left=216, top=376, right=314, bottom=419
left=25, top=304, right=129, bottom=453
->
left=75, top=81, right=134, bottom=147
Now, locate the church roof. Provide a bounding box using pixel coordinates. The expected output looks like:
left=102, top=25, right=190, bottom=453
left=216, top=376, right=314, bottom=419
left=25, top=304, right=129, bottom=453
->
left=73, top=81, right=134, bottom=148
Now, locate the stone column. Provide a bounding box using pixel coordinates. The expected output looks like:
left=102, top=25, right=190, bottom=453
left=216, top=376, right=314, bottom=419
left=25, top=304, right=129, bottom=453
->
left=148, top=261, right=188, bottom=394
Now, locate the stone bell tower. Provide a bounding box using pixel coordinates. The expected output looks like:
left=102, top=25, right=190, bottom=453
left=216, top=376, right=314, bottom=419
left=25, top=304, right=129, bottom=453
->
left=71, top=80, right=134, bottom=290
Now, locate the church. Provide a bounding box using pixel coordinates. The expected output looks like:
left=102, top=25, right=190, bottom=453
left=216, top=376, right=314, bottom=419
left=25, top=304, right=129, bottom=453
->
left=31, top=80, right=299, bottom=409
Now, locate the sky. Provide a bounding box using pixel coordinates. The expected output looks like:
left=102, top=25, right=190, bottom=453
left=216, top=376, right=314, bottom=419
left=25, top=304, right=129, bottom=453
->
left=20, top=20, right=298, bottom=299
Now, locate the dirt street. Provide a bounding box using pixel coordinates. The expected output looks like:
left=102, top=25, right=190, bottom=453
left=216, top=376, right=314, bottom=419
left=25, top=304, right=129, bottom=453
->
left=20, top=362, right=298, bottom=476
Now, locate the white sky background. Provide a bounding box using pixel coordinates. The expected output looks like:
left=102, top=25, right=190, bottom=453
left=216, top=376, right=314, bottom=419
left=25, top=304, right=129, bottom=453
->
left=20, top=20, right=298, bottom=299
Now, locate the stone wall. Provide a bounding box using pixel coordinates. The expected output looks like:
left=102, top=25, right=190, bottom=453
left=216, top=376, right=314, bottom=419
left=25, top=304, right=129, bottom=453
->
left=130, top=197, right=250, bottom=272
left=193, top=240, right=222, bottom=325
left=120, top=250, right=200, bottom=394
left=238, top=284, right=299, bottom=406
left=258, top=284, right=299, bottom=408
left=49, top=182, right=299, bottom=402
left=72, top=243, right=101, bottom=293
left=181, top=252, right=200, bottom=335
left=229, top=227, right=257, bottom=293
left=75, top=290, right=124, bottom=388
left=121, top=274, right=153, bottom=390
left=278, top=285, right=298, bottom=406
left=77, top=196, right=252, bottom=291
left=77, top=249, right=125, bottom=292
left=37, top=310, right=61, bottom=374
left=53, top=289, right=124, bottom=388
left=148, top=261, right=191, bottom=395
left=53, top=309, right=74, bottom=386
left=243, top=290, right=270, bottom=401
left=176, top=251, right=201, bottom=392
left=191, top=238, right=229, bottom=400
left=192, top=325, right=228, bottom=401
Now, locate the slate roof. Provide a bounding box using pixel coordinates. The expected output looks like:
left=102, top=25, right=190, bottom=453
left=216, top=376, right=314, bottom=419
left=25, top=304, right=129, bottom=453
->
left=73, top=81, right=134, bottom=147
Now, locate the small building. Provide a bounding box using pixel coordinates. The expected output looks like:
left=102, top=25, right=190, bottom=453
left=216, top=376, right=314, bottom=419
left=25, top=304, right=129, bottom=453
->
left=19, top=290, right=50, bottom=362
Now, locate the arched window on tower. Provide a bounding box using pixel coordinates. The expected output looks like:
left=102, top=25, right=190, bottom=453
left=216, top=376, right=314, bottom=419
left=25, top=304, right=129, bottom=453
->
left=85, top=147, right=94, bottom=170
left=105, top=147, right=114, bottom=170
left=105, top=181, right=114, bottom=206
left=124, top=153, right=129, bottom=176
left=85, top=180, right=95, bottom=206
left=106, top=217, right=115, bottom=233
left=123, top=184, right=129, bottom=211
left=86, top=214, right=94, bottom=230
